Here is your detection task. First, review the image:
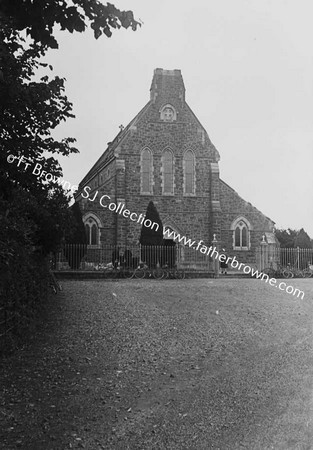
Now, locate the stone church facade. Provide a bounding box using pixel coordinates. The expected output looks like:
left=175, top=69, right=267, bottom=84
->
left=75, top=68, right=275, bottom=266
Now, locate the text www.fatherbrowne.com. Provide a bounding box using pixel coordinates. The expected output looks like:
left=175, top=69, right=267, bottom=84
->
left=163, top=228, right=305, bottom=300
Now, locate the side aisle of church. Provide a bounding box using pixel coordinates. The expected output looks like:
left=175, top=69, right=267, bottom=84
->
left=75, top=68, right=276, bottom=268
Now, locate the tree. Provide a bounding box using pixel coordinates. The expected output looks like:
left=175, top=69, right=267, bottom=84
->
left=275, top=228, right=312, bottom=249
left=63, top=202, right=87, bottom=269
left=295, top=228, right=312, bottom=249
left=0, top=0, right=140, bottom=189
left=0, top=1, right=140, bottom=49
left=65, top=202, right=87, bottom=245
left=139, top=201, right=163, bottom=246
left=139, top=202, right=163, bottom=268
left=275, top=228, right=297, bottom=248
left=0, top=0, right=140, bottom=337
left=0, top=1, right=140, bottom=254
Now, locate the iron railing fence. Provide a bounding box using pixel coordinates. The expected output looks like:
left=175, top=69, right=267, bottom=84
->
left=54, top=244, right=313, bottom=274
left=279, top=247, right=313, bottom=269
left=53, top=244, right=215, bottom=272
left=256, top=246, right=313, bottom=271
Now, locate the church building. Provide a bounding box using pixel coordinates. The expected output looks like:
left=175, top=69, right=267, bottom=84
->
left=75, top=68, right=275, bottom=266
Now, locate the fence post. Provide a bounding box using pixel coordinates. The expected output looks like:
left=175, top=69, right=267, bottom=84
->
left=212, top=234, right=219, bottom=278
left=260, top=235, right=268, bottom=271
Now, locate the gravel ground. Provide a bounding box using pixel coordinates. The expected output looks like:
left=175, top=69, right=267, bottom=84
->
left=1, top=278, right=313, bottom=450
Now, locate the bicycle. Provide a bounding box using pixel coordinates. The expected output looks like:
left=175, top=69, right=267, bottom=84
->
left=96, top=262, right=119, bottom=279
left=95, top=261, right=135, bottom=279
left=120, top=266, right=136, bottom=279
left=162, top=264, right=185, bottom=280
left=133, top=262, right=165, bottom=280
left=302, top=264, right=313, bottom=278
left=117, top=261, right=137, bottom=279
left=288, top=267, right=305, bottom=278
left=279, top=264, right=293, bottom=278
left=263, top=263, right=293, bottom=279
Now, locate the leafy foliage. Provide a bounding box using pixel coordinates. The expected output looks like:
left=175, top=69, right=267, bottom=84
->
left=66, top=202, right=87, bottom=245
left=0, top=0, right=139, bottom=341
left=0, top=15, right=80, bottom=193
left=139, top=202, right=164, bottom=268
left=275, top=229, right=297, bottom=248
left=0, top=0, right=140, bottom=49
left=294, top=228, right=312, bottom=249
left=0, top=15, right=78, bottom=254
left=0, top=0, right=140, bottom=254
left=139, top=201, right=163, bottom=246
left=0, top=185, right=71, bottom=260
left=0, top=247, right=49, bottom=355
left=63, top=202, right=87, bottom=269
left=275, top=228, right=312, bottom=248
left=0, top=188, right=50, bottom=352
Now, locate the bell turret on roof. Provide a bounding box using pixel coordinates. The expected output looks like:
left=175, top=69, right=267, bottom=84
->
left=150, top=68, right=185, bottom=105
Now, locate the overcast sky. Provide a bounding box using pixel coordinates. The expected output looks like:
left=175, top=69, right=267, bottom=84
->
left=47, top=0, right=313, bottom=237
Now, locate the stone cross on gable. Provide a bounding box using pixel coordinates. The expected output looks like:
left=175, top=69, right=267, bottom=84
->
left=119, top=124, right=124, bottom=132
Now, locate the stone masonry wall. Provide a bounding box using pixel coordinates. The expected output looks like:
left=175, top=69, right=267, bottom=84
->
left=115, top=99, right=219, bottom=248
left=219, top=180, right=274, bottom=265
left=76, top=69, right=275, bottom=268
left=78, top=159, right=117, bottom=246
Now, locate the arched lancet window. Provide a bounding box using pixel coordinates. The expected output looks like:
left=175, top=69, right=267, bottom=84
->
left=85, top=224, right=89, bottom=242
left=232, top=217, right=251, bottom=250
left=162, top=150, right=174, bottom=194
left=184, top=150, right=195, bottom=194
left=84, top=215, right=101, bottom=246
left=91, top=224, right=97, bottom=245
left=141, top=148, right=153, bottom=194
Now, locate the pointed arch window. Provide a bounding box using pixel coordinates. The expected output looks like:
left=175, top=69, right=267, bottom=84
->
left=162, top=150, right=174, bottom=195
left=141, top=148, right=153, bottom=194
left=231, top=218, right=251, bottom=250
left=85, top=219, right=99, bottom=245
left=184, top=150, right=195, bottom=194
left=83, top=214, right=102, bottom=247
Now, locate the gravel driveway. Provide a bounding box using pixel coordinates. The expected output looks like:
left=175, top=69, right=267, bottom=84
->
left=1, top=278, right=313, bottom=449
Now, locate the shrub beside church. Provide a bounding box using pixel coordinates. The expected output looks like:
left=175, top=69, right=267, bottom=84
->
left=75, top=68, right=276, bottom=267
